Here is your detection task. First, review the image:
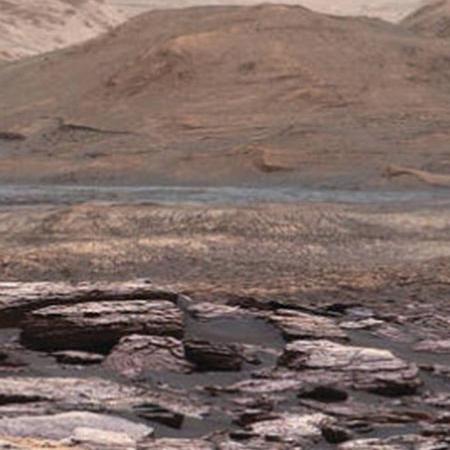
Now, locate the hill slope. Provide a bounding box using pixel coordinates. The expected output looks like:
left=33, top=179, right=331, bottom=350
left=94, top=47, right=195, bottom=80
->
left=1, top=4, right=450, bottom=186
left=0, top=0, right=125, bottom=61
left=402, top=0, right=450, bottom=37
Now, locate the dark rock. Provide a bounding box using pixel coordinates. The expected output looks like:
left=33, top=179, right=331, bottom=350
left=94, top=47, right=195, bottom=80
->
left=234, top=409, right=276, bottom=427
left=268, top=309, right=347, bottom=341
left=52, top=351, right=104, bottom=365
left=133, top=403, right=184, bottom=428
left=298, top=385, right=349, bottom=403
left=0, top=351, right=26, bottom=371
left=322, top=425, right=352, bottom=444
left=20, top=300, right=183, bottom=352
left=184, top=339, right=243, bottom=371
left=278, top=339, right=421, bottom=396
left=104, top=334, right=192, bottom=378
left=0, top=131, right=26, bottom=141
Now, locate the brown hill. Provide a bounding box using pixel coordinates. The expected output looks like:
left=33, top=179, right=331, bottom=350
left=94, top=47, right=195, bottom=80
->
left=1, top=4, right=450, bottom=186
left=402, top=0, right=450, bottom=37
left=0, top=0, right=125, bottom=61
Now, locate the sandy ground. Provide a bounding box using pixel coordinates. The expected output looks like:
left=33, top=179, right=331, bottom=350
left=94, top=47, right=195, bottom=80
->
left=1, top=200, right=450, bottom=314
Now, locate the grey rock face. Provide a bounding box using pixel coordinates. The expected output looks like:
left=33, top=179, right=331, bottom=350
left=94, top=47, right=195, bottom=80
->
left=20, top=300, right=183, bottom=351
left=0, top=411, right=153, bottom=442
left=248, top=412, right=336, bottom=446
left=269, top=309, right=347, bottom=341
left=105, top=334, right=192, bottom=378
left=0, top=280, right=178, bottom=323
left=278, top=340, right=421, bottom=395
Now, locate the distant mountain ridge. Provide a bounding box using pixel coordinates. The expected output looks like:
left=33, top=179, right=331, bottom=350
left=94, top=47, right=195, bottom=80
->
left=1, top=4, right=450, bottom=186
left=0, top=0, right=125, bottom=60
left=109, top=0, right=427, bottom=22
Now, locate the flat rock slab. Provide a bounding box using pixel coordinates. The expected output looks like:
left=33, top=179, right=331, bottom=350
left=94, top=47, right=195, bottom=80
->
left=105, top=334, right=192, bottom=378
left=0, top=376, right=208, bottom=419
left=0, top=280, right=178, bottom=316
left=0, top=377, right=209, bottom=419
left=0, top=437, right=83, bottom=450
left=0, top=376, right=146, bottom=411
left=0, top=411, right=153, bottom=442
left=268, top=310, right=347, bottom=341
left=20, top=300, right=183, bottom=351
left=278, top=340, right=421, bottom=396
left=185, top=302, right=253, bottom=320
left=248, top=413, right=335, bottom=446
left=414, top=339, right=450, bottom=353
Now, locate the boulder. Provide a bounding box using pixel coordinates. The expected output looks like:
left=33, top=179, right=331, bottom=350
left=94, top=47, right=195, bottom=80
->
left=20, top=300, right=183, bottom=352
left=104, top=335, right=192, bottom=378
left=248, top=413, right=335, bottom=446
left=184, top=339, right=243, bottom=371
left=278, top=340, right=421, bottom=396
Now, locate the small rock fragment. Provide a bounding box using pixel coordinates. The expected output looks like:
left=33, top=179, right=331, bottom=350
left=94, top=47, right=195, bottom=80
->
left=53, top=351, right=104, bottom=365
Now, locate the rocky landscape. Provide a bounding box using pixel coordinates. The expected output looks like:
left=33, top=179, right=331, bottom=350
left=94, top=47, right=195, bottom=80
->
left=0, top=0, right=449, bottom=448
left=0, top=278, right=449, bottom=449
